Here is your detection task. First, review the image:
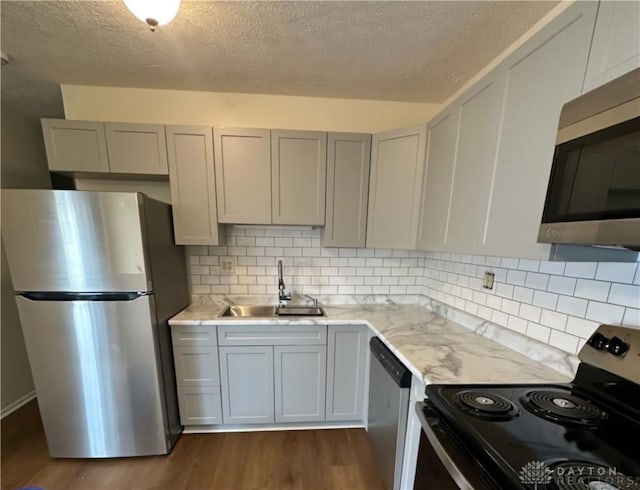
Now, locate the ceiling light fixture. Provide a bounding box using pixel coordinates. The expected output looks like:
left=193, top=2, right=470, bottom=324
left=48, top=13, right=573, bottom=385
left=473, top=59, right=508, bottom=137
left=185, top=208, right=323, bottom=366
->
left=123, top=0, right=181, bottom=31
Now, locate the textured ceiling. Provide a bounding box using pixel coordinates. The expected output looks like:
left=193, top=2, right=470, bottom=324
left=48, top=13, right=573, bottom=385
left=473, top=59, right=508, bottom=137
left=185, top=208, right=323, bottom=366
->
left=1, top=0, right=558, bottom=119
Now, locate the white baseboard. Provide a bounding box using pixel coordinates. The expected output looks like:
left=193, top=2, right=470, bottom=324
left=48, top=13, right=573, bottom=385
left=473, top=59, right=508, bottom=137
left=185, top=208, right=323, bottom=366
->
left=1, top=391, right=36, bottom=419
left=184, top=421, right=365, bottom=434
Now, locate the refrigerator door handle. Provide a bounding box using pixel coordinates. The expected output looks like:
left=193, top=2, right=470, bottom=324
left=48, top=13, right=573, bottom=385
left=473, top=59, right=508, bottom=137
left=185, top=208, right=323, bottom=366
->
left=19, top=292, right=150, bottom=301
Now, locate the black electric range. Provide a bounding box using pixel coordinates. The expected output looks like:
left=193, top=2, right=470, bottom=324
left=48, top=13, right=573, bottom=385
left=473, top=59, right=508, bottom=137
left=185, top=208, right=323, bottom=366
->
left=417, top=324, right=640, bottom=490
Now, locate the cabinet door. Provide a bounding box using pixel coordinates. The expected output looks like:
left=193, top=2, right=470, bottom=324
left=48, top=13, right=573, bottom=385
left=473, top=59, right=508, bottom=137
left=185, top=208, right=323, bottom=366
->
left=177, top=387, right=223, bottom=425
left=274, top=345, right=326, bottom=423
left=325, top=325, right=367, bottom=422
left=41, top=119, right=109, bottom=173
left=214, top=128, right=271, bottom=224
left=173, top=346, right=220, bottom=387
left=105, top=123, right=168, bottom=175
left=271, top=130, right=327, bottom=225
left=445, top=75, right=505, bottom=253
left=367, top=124, right=427, bottom=249
left=583, top=1, right=640, bottom=93
left=166, top=126, right=222, bottom=245
left=321, top=133, right=371, bottom=248
left=219, top=346, right=274, bottom=424
left=417, top=109, right=458, bottom=251
left=482, top=2, right=598, bottom=259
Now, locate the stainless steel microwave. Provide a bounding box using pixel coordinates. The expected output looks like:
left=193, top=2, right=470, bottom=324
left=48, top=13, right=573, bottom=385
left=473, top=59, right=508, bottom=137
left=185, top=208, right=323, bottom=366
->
left=539, top=68, right=640, bottom=250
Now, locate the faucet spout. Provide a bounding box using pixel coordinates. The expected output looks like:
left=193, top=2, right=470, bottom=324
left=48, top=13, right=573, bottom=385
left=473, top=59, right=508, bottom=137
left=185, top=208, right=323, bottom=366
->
left=277, top=260, right=290, bottom=302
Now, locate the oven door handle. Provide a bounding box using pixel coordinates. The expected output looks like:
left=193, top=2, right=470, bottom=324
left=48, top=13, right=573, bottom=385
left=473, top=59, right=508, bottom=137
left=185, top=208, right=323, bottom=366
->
left=415, top=401, right=478, bottom=490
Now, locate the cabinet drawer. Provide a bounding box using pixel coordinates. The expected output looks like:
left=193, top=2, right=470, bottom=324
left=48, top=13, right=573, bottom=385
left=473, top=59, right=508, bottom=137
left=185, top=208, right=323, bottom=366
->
left=174, top=346, right=220, bottom=387
left=177, top=386, right=223, bottom=426
left=171, top=325, right=217, bottom=347
left=217, top=325, right=327, bottom=346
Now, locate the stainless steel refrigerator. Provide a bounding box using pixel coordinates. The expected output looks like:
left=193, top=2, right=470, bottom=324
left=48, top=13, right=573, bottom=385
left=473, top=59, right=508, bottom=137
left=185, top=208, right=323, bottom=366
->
left=1, top=190, right=189, bottom=458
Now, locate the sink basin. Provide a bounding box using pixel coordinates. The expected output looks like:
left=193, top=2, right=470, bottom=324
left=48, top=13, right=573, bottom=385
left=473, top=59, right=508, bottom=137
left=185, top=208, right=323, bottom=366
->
left=220, top=305, right=325, bottom=318
left=276, top=306, right=325, bottom=317
left=221, top=305, right=277, bottom=318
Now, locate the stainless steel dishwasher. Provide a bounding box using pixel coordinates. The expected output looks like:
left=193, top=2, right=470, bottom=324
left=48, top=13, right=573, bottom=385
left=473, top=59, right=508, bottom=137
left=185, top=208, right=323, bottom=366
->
left=367, top=337, right=412, bottom=490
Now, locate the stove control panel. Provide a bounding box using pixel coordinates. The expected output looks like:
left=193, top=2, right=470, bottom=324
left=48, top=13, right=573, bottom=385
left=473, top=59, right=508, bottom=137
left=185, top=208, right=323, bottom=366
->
left=580, top=325, right=639, bottom=384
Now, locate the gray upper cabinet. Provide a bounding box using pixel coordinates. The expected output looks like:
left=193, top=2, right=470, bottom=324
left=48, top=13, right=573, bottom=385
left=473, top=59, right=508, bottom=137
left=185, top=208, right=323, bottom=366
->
left=325, top=325, right=367, bottom=422
left=417, top=109, right=458, bottom=251
left=41, top=119, right=109, bottom=173
left=105, top=123, right=168, bottom=175
left=219, top=345, right=275, bottom=425
left=367, top=124, right=427, bottom=249
left=481, top=1, right=598, bottom=259
left=445, top=75, right=505, bottom=254
left=166, top=125, right=222, bottom=246
left=274, top=345, right=327, bottom=423
left=271, top=130, right=327, bottom=225
left=214, top=128, right=272, bottom=224
left=321, top=133, right=371, bottom=248
left=582, top=1, right=640, bottom=93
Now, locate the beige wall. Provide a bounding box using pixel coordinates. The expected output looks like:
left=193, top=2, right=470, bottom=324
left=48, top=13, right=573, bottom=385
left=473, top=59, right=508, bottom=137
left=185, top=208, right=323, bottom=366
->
left=1, top=102, right=51, bottom=414
left=61, top=85, right=441, bottom=133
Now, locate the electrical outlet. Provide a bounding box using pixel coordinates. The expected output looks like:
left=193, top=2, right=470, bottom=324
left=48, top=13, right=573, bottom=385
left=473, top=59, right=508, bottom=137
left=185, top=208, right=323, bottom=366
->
left=483, top=271, right=495, bottom=290
left=220, top=256, right=236, bottom=274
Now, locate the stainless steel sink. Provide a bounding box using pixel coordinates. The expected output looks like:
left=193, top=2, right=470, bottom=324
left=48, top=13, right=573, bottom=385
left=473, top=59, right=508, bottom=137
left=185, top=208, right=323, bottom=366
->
left=276, top=306, right=325, bottom=317
left=220, top=305, right=325, bottom=318
left=221, top=305, right=277, bottom=318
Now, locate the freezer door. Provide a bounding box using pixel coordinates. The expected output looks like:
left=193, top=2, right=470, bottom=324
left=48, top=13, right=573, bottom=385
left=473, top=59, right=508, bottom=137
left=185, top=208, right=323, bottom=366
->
left=2, top=190, right=151, bottom=292
left=16, top=295, right=171, bottom=458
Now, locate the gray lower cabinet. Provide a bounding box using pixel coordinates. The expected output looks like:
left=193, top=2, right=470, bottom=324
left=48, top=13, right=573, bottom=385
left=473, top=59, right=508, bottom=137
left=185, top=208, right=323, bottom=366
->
left=325, top=325, right=367, bottom=421
left=274, top=345, right=327, bottom=423
left=177, top=387, right=223, bottom=425
left=173, top=346, right=220, bottom=387
left=219, top=346, right=275, bottom=424
left=172, top=326, right=222, bottom=426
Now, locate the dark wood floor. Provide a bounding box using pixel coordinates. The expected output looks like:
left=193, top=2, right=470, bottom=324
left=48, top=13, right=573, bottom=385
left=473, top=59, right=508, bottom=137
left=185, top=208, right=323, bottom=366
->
left=1, top=401, right=385, bottom=490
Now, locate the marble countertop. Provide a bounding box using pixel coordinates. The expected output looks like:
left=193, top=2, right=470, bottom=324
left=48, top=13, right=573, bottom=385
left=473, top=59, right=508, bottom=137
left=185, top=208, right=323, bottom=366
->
left=170, top=301, right=571, bottom=386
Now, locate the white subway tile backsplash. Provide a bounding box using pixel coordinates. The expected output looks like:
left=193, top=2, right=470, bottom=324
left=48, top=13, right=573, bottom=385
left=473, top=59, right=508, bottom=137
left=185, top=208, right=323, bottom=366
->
left=189, top=226, right=640, bottom=357
left=501, top=298, right=521, bottom=316
left=549, top=330, right=579, bottom=354
left=532, top=290, right=558, bottom=310
left=556, top=295, right=588, bottom=317
left=574, top=279, right=611, bottom=302
left=565, top=316, right=599, bottom=339
left=595, top=262, right=637, bottom=284
left=547, top=276, right=576, bottom=296
left=527, top=322, right=551, bottom=343
left=507, top=270, right=527, bottom=286
left=585, top=301, right=625, bottom=324
left=518, top=259, right=540, bottom=272
left=519, top=304, right=541, bottom=322
left=508, top=315, right=528, bottom=334
left=513, top=286, right=534, bottom=304
left=607, top=284, right=640, bottom=308
left=525, top=272, right=550, bottom=291
left=540, top=309, right=568, bottom=331
left=564, top=262, right=597, bottom=279
left=623, top=308, right=640, bottom=326
left=539, top=261, right=566, bottom=276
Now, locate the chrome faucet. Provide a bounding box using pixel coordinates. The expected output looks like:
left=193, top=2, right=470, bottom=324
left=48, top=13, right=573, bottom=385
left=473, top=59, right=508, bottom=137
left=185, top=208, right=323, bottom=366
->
left=277, top=260, right=291, bottom=303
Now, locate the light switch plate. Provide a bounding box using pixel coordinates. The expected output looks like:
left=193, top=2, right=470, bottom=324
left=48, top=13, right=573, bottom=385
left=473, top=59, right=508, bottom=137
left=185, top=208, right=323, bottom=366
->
left=220, top=256, right=236, bottom=274
left=483, top=271, right=495, bottom=290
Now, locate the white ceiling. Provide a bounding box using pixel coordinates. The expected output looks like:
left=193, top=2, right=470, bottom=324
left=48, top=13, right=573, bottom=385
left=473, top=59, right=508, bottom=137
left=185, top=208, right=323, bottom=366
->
left=1, top=0, right=558, bottom=119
